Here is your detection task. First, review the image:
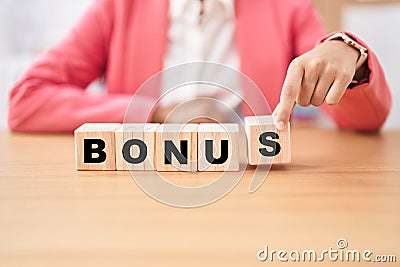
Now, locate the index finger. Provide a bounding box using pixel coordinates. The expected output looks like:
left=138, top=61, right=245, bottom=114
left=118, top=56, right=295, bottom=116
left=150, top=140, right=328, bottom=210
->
left=275, top=61, right=304, bottom=130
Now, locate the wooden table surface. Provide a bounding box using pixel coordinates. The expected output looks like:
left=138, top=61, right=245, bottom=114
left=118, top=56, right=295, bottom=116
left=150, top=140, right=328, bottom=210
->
left=0, top=129, right=399, bottom=266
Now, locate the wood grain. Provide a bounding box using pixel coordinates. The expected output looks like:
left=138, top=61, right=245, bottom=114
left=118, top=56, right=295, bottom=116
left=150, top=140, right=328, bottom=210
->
left=1, top=129, right=399, bottom=266
left=115, top=124, right=159, bottom=171
left=198, top=123, right=239, bottom=172
left=155, top=124, right=198, bottom=172
left=245, top=116, right=291, bottom=165
left=74, top=123, right=121, bottom=171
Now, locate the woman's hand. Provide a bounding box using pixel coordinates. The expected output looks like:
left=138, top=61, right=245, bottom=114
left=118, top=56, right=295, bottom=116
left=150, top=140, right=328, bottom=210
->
left=151, top=105, right=175, bottom=124
left=273, top=40, right=363, bottom=130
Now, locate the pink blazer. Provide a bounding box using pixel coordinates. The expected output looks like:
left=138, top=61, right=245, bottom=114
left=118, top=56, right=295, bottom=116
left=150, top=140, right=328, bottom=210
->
left=8, top=0, right=391, bottom=132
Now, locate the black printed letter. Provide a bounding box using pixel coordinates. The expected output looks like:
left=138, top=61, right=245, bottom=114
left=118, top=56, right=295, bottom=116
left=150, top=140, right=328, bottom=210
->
left=164, top=140, right=188, bottom=165
left=205, top=140, right=229, bottom=164
left=122, top=139, right=147, bottom=164
left=84, top=139, right=107, bottom=163
left=259, top=132, right=281, bottom=157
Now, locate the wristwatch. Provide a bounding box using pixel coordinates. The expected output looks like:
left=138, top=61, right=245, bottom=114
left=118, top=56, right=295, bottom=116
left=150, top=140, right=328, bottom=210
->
left=323, top=32, right=368, bottom=70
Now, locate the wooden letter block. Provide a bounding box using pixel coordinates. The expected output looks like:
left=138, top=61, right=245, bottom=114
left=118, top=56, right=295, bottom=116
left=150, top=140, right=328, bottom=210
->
left=245, top=116, right=291, bottom=165
left=74, top=123, right=121, bottom=170
left=155, top=124, right=198, bottom=172
left=115, top=124, right=159, bottom=171
left=198, top=123, right=239, bottom=172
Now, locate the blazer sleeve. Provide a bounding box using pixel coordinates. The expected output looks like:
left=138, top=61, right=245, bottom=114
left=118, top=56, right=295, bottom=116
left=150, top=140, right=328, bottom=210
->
left=291, top=0, right=326, bottom=57
left=290, top=0, right=392, bottom=131
left=8, top=0, right=156, bottom=133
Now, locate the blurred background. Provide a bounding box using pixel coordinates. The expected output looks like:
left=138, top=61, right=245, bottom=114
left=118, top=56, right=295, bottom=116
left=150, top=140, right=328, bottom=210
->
left=0, top=0, right=399, bottom=129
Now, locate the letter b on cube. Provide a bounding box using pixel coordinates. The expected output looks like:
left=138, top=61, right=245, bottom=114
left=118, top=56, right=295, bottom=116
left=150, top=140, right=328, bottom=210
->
left=74, top=123, right=121, bottom=170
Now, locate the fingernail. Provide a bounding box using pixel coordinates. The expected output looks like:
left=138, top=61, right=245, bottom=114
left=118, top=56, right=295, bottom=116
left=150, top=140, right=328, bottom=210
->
left=276, top=121, right=285, bottom=131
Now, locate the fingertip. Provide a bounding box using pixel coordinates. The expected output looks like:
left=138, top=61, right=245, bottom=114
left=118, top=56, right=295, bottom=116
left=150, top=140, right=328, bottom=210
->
left=273, top=109, right=287, bottom=131
left=276, top=121, right=285, bottom=131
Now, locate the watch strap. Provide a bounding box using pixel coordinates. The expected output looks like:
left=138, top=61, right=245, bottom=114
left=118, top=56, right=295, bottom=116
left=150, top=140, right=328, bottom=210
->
left=323, top=32, right=368, bottom=70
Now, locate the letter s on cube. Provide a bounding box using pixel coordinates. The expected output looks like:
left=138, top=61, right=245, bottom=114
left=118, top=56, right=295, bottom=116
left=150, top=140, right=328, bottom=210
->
left=245, top=116, right=291, bottom=165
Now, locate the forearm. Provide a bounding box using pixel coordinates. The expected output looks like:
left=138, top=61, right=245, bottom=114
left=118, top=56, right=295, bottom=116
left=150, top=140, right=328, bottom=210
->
left=8, top=84, right=155, bottom=133
left=320, top=33, right=391, bottom=130
left=320, top=54, right=391, bottom=130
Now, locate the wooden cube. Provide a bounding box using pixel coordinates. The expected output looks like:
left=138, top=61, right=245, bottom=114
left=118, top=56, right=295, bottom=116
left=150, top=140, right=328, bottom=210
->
left=198, top=124, right=239, bottom=172
left=155, top=124, right=198, bottom=172
left=74, top=123, right=121, bottom=170
left=115, top=124, right=160, bottom=171
left=245, top=116, right=291, bottom=165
